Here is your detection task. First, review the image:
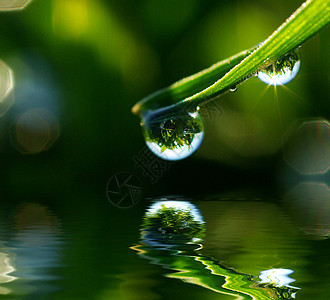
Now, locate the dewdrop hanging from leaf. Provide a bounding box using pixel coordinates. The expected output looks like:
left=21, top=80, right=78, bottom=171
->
left=257, top=49, right=301, bottom=86
left=132, top=0, right=329, bottom=161
left=141, top=108, right=204, bottom=161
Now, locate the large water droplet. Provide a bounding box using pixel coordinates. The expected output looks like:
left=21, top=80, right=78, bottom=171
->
left=257, top=49, right=300, bottom=86
left=141, top=109, right=204, bottom=161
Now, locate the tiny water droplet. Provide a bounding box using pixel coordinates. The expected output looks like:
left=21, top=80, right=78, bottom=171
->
left=257, top=49, right=300, bottom=86
left=230, top=86, right=237, bottom=92
left=141, top=109, right=204, bottom=161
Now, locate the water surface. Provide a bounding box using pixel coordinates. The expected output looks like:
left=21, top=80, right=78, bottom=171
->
left=0, top=186, right=329, bottom=299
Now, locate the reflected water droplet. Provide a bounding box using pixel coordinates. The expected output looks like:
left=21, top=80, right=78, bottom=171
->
left=142, top=200, right=205, bottom=243
left=141, top=109, right=204, bottom=161
left=259, top=269, right=296, bottom=288
left=230, top=85, right=237, bottom=92
left=146, top=200, right=204, bottom=223
left=258, top=49, right=300, bottom=86
left=133, top=197, right=301, bottom=299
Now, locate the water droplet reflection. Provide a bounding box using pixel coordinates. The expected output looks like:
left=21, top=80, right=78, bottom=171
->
left=0, top=251, right=16, bottom=295
left=132, top=197, right=301, bottom=299
left=259, top=268, right=297, bottom=287
left=258, top=49, right=300, bottom=86
left=141, top=109, right=204, bottom=161
left=259, top=269, right=299, bottom=298
left=143, top=200, right=205, bottom=244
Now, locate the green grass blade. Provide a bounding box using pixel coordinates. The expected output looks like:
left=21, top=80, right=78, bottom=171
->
left=176, top=0, right=329, bottom=109
left=132, top=48, right=254, bottom=115
left=132, top=0, right=329, bottom=116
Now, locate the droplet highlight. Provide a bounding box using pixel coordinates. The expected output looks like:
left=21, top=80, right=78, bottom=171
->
left=141, top=109, right=204, bottom=161
left=257, top=49, right=300, bottom=86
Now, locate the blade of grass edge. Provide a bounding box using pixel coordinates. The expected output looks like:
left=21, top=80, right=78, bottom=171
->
left=177, top=0, right=329, bottom=109
left=132, top=48, right=254, bottom=115
left=133, top=0, right=329, bottom=117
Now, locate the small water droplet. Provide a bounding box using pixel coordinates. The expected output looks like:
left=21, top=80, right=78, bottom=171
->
left=141, top=109, right=204, bottom=161
left=257, top=49, right=300, bottom=86
left=230, top=86, right=237, bottom=92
